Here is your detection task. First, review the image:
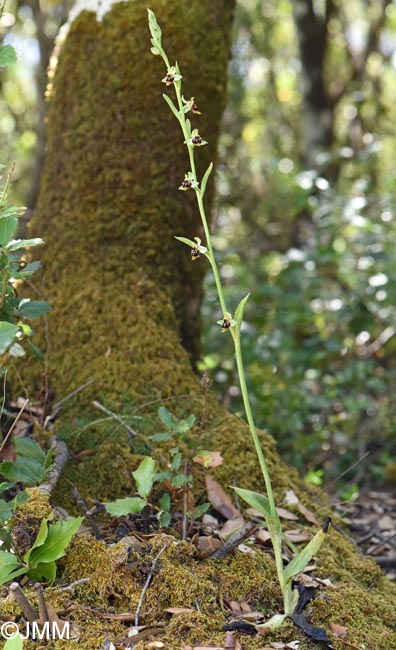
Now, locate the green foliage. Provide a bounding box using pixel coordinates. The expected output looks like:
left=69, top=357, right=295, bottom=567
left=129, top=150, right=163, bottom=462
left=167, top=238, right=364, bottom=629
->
left=0, top=168, right=50, bottom=361
left=0, top=515, right=83, bottom=586
left=0, top=437, right=52, bottom=485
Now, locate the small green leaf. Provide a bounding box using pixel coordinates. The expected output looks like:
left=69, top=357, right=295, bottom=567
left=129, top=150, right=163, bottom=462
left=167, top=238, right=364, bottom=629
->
left=10, top=260, right=41, bottom=279
left=159, top=491, right=171, bottom=512
left=150, top=47, right=161, bottom=55
left=191, top=502, right=210, bottom=519
left=0, top=322, right=19, bottom=354
left=149, top=432, right=172, bottom=443
left=105, top=497, right=147, bottom=516
left=13, top=437, right=46, bottom=464
left=6, top=238, right=44, bottom=251
left=233, top=487, right=271, bottom=519
left=28, top=516, right=83, bottom=568
left=171, top=450, right=182, bottom=471
left=158, top=406, right=176, bottom=431
left=132, top=456, right=157, bottom=499
left=201, top=162, right=213, bottom=197
left=174, top=236, right=195, bottom=248
left=0, top=215, right=18, bottom=245
left=234, top=293, right=251, bottom=330
left=163, top=93, right=180, bottom=120
left=17, top=299, right=51, bottom=320
left=0, top=45, right=17, bottom=67
left=159, top=511, right=171, bottom=527
left=170, top=473, right=191, bottom=488
left=283, top=525, right=328, bottom=584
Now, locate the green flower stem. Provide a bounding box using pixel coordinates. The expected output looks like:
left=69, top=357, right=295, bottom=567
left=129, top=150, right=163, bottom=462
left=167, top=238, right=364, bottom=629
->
left=159, top=53, right=289, bottom=614
left=173, top=81, right=228, bottom=315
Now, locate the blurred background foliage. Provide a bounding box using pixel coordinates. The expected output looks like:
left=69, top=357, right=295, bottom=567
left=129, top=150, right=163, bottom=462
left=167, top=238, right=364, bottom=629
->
left=0, top=0, right=395, bottom=494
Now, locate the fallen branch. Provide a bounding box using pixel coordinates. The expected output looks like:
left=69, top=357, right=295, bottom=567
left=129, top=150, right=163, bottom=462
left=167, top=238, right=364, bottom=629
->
left=92, top=399, right=137, bottom=440
left=210, top=522, right=257, bottom=560
left=0, top=398, right=29, bottom=454
left=39, top=437, right=68, bottom=497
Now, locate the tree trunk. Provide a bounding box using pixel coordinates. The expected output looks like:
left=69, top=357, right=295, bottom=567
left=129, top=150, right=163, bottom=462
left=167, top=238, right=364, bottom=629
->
left=14, top=2, right=396, bottom=648
left=290, top=0, right=334, bottom=167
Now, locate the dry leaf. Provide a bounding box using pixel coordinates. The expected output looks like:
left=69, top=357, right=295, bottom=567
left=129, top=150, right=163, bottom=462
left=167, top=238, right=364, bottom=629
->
left=194, top=450, right=223, bottom=468
left=297, top=503, right=319, bottom=527
left=255, top=529, right=271, bottom=544
left=275, top=507, right=298, bottom=520
left=284, top=489, right=300, bottom=505
left=329, top=622, right=348, bottom=637
left=218, top=516, right=245, bottom=539
left=196, top=536, right=222, bottom=558
left=205, top=474, right=240, bottom=519
left=285, top=529, right=310, bottom=543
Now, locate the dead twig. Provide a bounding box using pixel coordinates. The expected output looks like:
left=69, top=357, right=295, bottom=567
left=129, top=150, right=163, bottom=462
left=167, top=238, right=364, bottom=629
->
left=64, top=478, right=102, bottom=540
left=9, top=583, right=38, bottom=623
left=135, top=542, right=169, bottom=626
left=0, top=398, right=29, bottom=454
left=38, top=437, right=68, bottom=497
left=211, top=522, right=257, bottom=560
left=55, top=578, right=91, bottom=593
left=92, top=399, right=137, bottom=440
left=52, top=379, right=95, bottom=414
left=35, top=583, right=49, bottom=623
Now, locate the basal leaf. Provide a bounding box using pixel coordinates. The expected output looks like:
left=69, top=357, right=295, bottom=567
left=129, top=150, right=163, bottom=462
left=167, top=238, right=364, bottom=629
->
left=233, top=486, right=271, bottom=519
left=105, top=497, right=147, bottom=516
left=283, top=524, right=329, bottom=584
left=132, top=456, right=157, bottom=499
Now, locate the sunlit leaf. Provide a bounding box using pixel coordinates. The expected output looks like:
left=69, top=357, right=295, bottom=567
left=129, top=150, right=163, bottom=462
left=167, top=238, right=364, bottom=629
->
left=132, top=456, right=157, bottom=499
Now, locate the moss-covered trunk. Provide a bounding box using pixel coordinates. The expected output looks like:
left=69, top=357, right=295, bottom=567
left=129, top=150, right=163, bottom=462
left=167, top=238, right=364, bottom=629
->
left=10, top=1, right=396, bottom=648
